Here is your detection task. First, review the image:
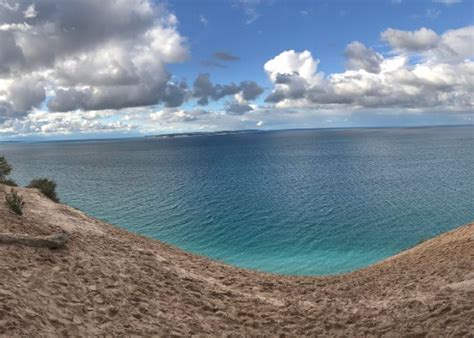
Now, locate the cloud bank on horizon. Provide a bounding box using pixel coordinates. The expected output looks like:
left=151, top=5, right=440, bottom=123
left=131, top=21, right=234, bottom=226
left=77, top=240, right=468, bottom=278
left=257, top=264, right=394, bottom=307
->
left=0, top=0, right=472, bottom=138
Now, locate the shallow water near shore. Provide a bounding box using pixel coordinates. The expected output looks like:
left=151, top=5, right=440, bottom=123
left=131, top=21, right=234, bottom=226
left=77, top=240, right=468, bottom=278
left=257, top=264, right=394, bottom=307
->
left=3, top=126, right=473, bottom=275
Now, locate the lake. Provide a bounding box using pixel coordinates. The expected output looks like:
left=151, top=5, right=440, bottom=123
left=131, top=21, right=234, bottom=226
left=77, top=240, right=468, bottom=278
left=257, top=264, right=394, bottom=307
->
left=3, top=126, right=473, bottom=275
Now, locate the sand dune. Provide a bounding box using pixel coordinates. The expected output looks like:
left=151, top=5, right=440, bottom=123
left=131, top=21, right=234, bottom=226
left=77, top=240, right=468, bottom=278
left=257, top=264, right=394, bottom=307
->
left=0, top=184, right=472, bottom=336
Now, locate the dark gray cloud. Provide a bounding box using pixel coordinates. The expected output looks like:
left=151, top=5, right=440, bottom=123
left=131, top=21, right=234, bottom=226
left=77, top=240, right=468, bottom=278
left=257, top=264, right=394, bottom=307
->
left=48, top=78, right=188, bottom=112
left=226, top=102, right=253, bottom=115
left=47, top=88, right=92, bottom=113
left=264, top=91, right=287, bottom=103
left=161, top=81, right=188, bottom=108
left=240, top=80, right=264, bottom=100
left=8, top=78, right=46, bottom=112
left=214, top=52, right=240, bottom=61
left=193, top=73, right=264, bottom=106
left=192, top=74, right=214, bottom=105
left=265, top=72, right=308, bottom=103
left=201, top=51, right=239, bottom=69
left=0, top=31, right=25, bottom=74
left=0, top=102, right=15, bottom=121
left=0, top=75, right=45, bottom=119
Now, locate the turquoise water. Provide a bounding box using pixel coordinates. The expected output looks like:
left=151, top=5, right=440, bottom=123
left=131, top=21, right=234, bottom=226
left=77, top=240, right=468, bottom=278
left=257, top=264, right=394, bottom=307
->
left=2, top=126, right=473, bottom=275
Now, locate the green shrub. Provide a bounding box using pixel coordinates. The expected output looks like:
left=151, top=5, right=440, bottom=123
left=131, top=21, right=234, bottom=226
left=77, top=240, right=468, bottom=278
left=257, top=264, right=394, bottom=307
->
left=5, top=189, right=25, bottom=216
left=0, top=178, right=17, bottom=187
left=0, top=156, right=12, bottom=180
left=27, top=178, right=59, bottom=202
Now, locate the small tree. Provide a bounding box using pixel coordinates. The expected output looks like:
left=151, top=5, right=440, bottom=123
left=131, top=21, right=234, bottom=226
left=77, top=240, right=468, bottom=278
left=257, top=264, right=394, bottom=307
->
left=5, top=189, right=25, bottom=216
left=27, top=178, right=59, bottom=203
left=0, top=156, right=16, bottom=186
left=0, top=156, right=12, bottom=179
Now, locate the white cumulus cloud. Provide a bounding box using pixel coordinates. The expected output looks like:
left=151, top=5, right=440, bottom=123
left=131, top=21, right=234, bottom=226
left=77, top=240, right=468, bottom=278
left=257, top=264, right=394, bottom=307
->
left=0, top=0, right=189, bottom=119
left=264, top=26, right=474, bottom=112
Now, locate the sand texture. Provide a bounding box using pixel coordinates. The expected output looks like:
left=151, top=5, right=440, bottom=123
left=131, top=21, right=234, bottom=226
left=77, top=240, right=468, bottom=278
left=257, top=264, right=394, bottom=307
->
left=0, top=184, right=473, bottom=336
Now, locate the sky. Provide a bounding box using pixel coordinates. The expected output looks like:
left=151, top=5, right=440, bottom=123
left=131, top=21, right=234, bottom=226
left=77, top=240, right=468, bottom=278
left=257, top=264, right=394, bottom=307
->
left=0, top=0, right=473, bottom=140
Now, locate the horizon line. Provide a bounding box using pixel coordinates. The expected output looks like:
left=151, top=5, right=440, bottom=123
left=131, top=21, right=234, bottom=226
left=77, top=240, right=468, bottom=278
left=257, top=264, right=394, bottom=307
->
left=1, top=123, right=473, bottom=144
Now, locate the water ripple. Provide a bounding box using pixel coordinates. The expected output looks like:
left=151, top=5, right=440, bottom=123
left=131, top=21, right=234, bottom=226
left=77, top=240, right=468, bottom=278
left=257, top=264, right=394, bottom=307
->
left=3, top=126, right=474, bottom=275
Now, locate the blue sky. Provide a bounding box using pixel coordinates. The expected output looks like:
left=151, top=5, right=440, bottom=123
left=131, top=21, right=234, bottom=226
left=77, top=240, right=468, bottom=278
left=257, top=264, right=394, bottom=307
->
left=168, top=0, right=473, bottom=81
left=0, top=0, right=472, bottom=139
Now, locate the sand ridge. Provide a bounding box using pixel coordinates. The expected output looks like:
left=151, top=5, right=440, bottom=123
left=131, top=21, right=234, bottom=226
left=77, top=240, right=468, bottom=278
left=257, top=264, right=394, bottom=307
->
left=0, top=185, right=473, bottom=335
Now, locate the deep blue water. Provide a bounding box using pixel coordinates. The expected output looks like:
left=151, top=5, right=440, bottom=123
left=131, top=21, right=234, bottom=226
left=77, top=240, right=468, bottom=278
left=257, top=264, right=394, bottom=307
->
left=2, top=126, right=473, bottom=275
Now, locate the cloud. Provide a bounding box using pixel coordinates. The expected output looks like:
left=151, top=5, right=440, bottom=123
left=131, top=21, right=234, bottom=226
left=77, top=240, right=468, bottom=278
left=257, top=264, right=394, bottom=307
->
left=192, top=74, right=214, bottom=105
left=8, top=75, right=46, bottom=113
left=225, top=102, right=253, bottom=115
left=199, top=14, right=208, bottom=26
left=263, top=49, right=325, bottom=105
left=345, top=41, right=384, bottom=73
left=1, top=2, right=471, bottom=137
left=265, top=72, right=309, bottom=103
left=161, top=81, right=189, bottom=108
left=0, top=0, right=188, bottom=119
left=233, top=0, right=268, bottom=24
left=0, top=102, right=15, bottom=121
left=381, top=27, right=440, bottom=52
left=214, top=52, right=240, bottom=61
left=192, top=73, right=263, bottom=106
left=381, top=25, right=474, bottom=62
left=264, top=50, right=323, bottom=85
left=435, top=25, right=474, bottom=61
left=0, top=110, right=136, bottom=136
left=149, top=108, right=209, bottom=123
left=239, top=80, right=264, bottom=100
left=23, top=4, right=36, bottom=18
left=264, top=26, right=474, bottom=112
left=0, top=30, right=25, bottom=74
left=201, top=51, right=240, bottom=69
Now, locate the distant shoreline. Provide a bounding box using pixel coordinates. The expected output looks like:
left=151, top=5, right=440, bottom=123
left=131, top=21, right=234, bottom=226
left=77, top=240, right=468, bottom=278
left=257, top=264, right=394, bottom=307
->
left=144, top=129, right=262, bottom=139
left=1, top=124, right=473, bottom=144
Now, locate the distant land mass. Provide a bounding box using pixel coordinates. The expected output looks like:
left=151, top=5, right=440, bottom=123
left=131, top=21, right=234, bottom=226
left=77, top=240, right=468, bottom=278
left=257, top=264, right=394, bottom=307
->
left=145, top=129, right=262, bottom=139
left=144, top=125, right=474, bottom=140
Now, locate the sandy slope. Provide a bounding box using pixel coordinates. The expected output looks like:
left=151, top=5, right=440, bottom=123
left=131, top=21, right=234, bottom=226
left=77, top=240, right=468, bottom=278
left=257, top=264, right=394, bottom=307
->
left=0, top=184, right=473, bottom=336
